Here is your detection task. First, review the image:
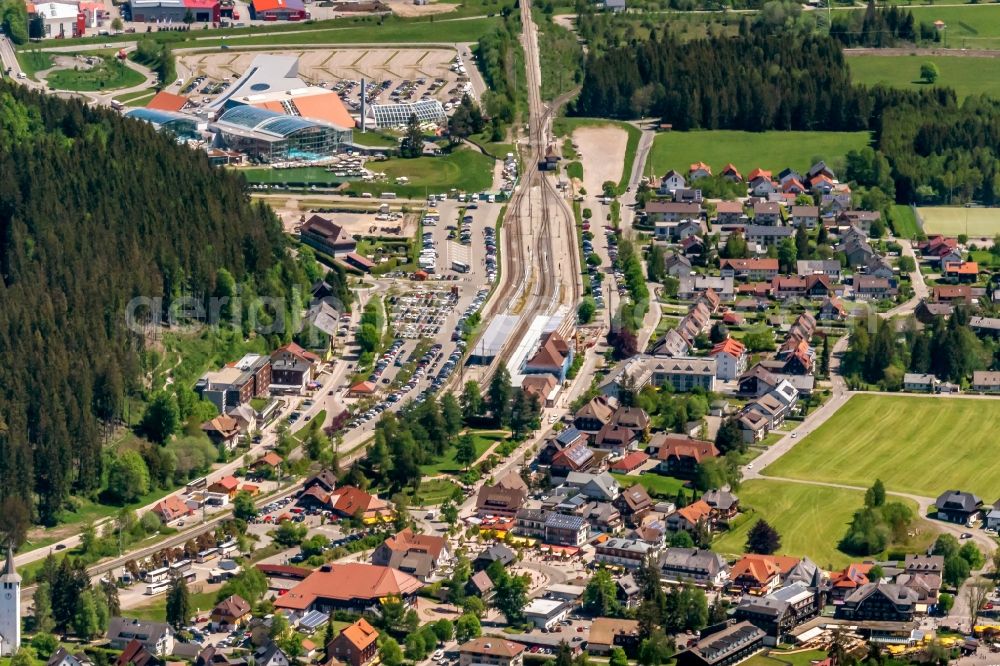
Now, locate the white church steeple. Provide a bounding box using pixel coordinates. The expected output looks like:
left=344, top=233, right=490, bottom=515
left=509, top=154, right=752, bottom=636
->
left=0, top=541, right=21, bottom=657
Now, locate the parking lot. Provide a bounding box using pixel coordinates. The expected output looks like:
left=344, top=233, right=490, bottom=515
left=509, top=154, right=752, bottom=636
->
left=175, top=48, right=477, bottom=109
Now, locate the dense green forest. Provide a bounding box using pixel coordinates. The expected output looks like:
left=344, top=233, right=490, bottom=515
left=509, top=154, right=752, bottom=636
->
left=0, top=82, right=301, bottom=526
left=573, top=25, right=1000, bottom=204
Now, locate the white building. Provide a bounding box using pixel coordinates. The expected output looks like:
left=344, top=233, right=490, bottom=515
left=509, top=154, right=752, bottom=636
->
left=33, top=2, right=80, bottom=37
left=709, top=339, right=748, bottom=381
left=523, top=598, right=570, bottom=630
left=0, top=544, right=21, bottom=657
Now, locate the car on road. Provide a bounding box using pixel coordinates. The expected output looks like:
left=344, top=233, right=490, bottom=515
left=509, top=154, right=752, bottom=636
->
left=961, top=532, right=973, bottom=539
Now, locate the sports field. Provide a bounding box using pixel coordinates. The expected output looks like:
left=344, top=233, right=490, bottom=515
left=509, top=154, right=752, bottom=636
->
left=917, top=206, right=1000, bottom=237
left=848, top=54, right=1000, bottom=101
left=648, top=130, right=871, bottom=178
left=712, top=480, right=933, bottom=568
left=765, top=395, right=1000, bottom=499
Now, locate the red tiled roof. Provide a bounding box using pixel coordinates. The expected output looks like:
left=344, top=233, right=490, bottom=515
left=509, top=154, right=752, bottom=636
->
left=274, top=563, right=422, bottom=611
left=146, top=91, right=189, bottom=112
left=609, top=451, right=649, bottom=472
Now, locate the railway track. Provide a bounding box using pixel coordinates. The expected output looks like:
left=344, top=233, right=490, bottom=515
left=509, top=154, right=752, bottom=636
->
left=460, top=0, right=581, bottom=390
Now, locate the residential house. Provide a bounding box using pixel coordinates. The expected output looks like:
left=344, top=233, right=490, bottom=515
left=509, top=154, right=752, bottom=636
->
left=200, top=415, right=242, bottom=451
left=617, top=574, right=642, bottom=609
left=587, top=618, right=641, bottom=656
left=574, top=396, right=616, bottom=435
left=720, top=258, right=779, bottom=282
left=933, top=285, right=972, bottom=304
left=744, top=225, right=792, bottom=249
left=934, top=490, right=983, bottom=525
left=737, top=409, right=769, bottom=444
left=565, top=471, right=621, bottom=502
left=252, top=643, right=290, bottom=666
left=972, top=371, right=1000, bottom=393
left=839, top=210, right=881, bottom=235
left=210, top=596, right=251, bottom=632
left=152, top=495, right=192, bottom=525
left=614, top=485, right=653, bottom=526
left=371, top=529, right=452, bottom=581
left=667, top=500, right=713, bottom=533
left=466, top=571, right=495, bottom=602
left=664, top=253, right=694, bottom=277
left=609, top=451, right=649, bottom=474
left=853, top=275, right=897, bottom=301
left=752, top=202, right=781, bottom=225
left=735, top=583, right=820, bottom=645
left=701, top=489, right=739, bottom=523
left=659, top=548, right=730, bottom=587
left=943, top=261, right=979, bottom=283
left=674, top=622, right=765, bottom=666
left=550, top=441, right=596, bottom=477
left=326, top=619, right=379, bottom=666
left=790, top=206, right=819, bottom=229
left=715, top=201, right=745, bottom=224
left=819, top=296, right=847, bottom=321
left=459, top=638, right=524, bottom=666
left=658, top=170, right=687, bottom=194
left=689, top=162, right=712, bottom=180
left=543, top=512, right=589, bottom=546
left=645, top=201, right=701, bottom=223
left=903, top=373, right=938, bottom=393
left=107, top=618, right=174, bottom=656
left=829, top=563, right=874, bottom=602
left=809, top=174, right=835, bottom=195
left=721, top=164, right=743, bottom=182
left=738, top=365, right=779, bottom=398
left=838, top=232, right=875, bottom=268
left=48, top=650, right=93, bottom=666
left=300, top=215, right=357, bottom=257
left=653, top=357, right=717, bottom=392
left=748, top=169, right=775, bottom=197
left=674, top=188, right=704, bottom=204
left=207, top=476, right=240, bottom=499
left=650, top=434, right=719, bottom=479
left=474, top=544, right=516, bottom=571
left=114, top=641, right=161, bottom=666
left=835, top=583, right=918, bottom=622
left=709, top=339, right=747, bottom=381
left=797, top=260, right=841, bottom=281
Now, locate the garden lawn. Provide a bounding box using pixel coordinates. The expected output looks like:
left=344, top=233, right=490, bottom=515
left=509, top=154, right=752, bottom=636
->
left=129, top=589, right=220, bottom=622
left=917, top=206, right=1000, bottom=237
left=764, top=394, right=1000, bottom=499
left=344, top=148, right=494, bottom=198
left=16, top=50, right=53, bottom=80
left=419, top=431, right=503, bottom=475
left=648, top=130, right=871, bottom=178
left=410, top=478, right=462, bottom=506
left=610, top=472, right=686, bottom=498
left=711, top=480, right=932, bottom=569
left=848, top=54, right=1000, bottom=101
left=46, top=56, right=145, bottom=91
left=888, top=204, right=921, bottom=239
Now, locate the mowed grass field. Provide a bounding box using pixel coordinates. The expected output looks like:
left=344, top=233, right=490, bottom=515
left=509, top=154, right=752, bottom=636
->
left=765, top=395, right=1000, bottom=499
left=894, top=5, right=1000, bottom=50
left=848, top=55, right=1000, bottom=101
left=888, top=204, right=921, bottom=239
left=648, top=130, right=871, bottom=178
left=346, top=148, right=495, bottom=198
left=917, top=206, right=1000, bottom=236
left=712, top=480, right=934, bottom=568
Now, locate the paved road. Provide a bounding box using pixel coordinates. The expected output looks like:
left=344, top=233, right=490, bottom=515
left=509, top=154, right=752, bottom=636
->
left=884, top=238, right=928, bottom=318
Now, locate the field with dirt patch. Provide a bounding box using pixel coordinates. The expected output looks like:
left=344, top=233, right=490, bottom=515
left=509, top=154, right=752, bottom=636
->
left=573, top=125, right=628, bottom=194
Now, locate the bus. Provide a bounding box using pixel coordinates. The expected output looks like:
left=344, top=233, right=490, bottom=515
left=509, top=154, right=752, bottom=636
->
left=218, top=540, right=238, bottom=557
left=169, top=559, right=192, bottom=575
left=143, top=567, right=170, bottom=584
left=452, top=260, right=470, bottom=273
left=197, top=548, right=220, bottom=563
left=145, top=582, right=170, bottom=596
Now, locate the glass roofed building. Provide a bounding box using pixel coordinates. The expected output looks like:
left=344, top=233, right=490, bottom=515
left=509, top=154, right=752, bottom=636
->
left=367, top=99, right=446, bottom=129
left=125, top=108, right=201, bottom=140
left=213, top=105, right=352, bottom=162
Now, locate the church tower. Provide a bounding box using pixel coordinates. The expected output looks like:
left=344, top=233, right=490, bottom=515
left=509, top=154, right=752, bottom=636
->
left=0, top=542, right=21, bottom=657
